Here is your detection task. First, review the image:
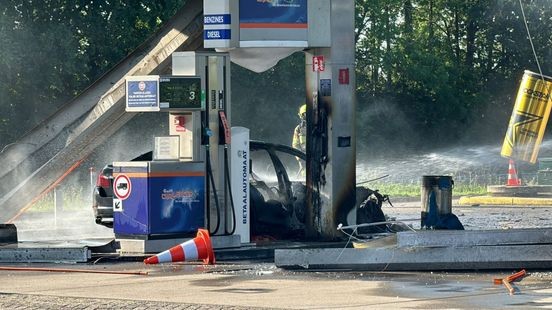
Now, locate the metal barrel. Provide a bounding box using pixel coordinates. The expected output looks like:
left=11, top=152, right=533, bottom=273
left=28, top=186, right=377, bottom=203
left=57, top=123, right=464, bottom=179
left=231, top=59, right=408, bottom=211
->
left=421, top=175, right=453, bottom=216
left=501, top=70, right=552, bottom=164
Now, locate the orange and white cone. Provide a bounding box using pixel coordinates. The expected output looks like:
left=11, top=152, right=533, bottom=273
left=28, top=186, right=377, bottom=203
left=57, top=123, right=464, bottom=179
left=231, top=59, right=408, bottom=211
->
left=506, top=159, right=522, bottom=186
left=144, top=229, right=215, bottom=265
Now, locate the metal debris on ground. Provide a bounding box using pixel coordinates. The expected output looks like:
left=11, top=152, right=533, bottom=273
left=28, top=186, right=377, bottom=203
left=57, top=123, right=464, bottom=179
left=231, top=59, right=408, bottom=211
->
left=493, top=269, right=527, bottom=295
left=337, top=220, right=417, bottom=248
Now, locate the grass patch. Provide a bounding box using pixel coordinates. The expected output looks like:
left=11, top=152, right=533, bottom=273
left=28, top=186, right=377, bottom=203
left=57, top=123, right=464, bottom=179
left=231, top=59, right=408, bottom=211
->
left=369, top=182, right=487, bottom=198
left=28, top=185, right=89, bottom=212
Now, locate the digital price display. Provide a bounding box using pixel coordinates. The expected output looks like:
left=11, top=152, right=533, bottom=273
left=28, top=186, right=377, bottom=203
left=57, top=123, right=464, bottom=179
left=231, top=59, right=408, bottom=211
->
left=159, top=76, right=203, bottom=111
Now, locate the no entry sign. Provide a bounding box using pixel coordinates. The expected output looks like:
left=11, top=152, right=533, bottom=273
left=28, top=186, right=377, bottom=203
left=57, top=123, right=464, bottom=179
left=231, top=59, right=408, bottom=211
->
left=113, top=174, right=131, bottom=200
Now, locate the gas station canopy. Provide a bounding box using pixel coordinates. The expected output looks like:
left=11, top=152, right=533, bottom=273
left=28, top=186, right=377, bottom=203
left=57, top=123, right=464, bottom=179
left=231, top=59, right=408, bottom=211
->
left=203, top=0, right=332, bottom=72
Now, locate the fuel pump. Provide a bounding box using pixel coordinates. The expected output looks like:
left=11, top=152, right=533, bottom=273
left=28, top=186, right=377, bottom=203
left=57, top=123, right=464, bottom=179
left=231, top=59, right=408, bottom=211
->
left=171, top=52, right=237, bottom=238
left=115, top=52, right=243, bottom=252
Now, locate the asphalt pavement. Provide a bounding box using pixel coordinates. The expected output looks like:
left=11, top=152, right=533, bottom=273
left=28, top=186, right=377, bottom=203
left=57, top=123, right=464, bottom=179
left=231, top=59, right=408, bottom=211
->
left=384, top=198, right=552, bottom=230
left=0, top=262, right=552, bottom=309
left=2, top=199, right=552, bottom=309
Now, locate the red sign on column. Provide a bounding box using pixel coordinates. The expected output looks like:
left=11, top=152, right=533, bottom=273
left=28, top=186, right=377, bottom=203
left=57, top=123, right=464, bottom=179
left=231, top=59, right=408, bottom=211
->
left=174, top=116, right=186, bottom=132
left=219, top=111, right=231, bottom=144
left=339, top=68, right=350, bottom=84
left=313, top=56, right=325, bottom=72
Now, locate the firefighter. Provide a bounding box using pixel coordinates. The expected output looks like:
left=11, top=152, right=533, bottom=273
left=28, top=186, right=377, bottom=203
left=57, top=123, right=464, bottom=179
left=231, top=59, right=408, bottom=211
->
left=292, top=104, right=307, bottom=175
left=292, top=104, right=307, bottom=152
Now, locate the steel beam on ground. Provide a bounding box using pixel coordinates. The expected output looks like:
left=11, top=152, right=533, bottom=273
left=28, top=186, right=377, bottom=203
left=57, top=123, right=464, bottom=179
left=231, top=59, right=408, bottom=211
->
left=0, top=0, right=204, bottom=222
left=0, top=247, right=90, bottom=263
left=275, top=245, right=552, bottom=271
left=396, top=228, right=552, bottom=248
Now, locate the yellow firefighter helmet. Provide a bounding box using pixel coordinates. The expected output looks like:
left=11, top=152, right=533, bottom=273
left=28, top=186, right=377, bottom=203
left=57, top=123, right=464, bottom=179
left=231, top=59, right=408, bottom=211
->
left=298, top=104, right=307, bottom=117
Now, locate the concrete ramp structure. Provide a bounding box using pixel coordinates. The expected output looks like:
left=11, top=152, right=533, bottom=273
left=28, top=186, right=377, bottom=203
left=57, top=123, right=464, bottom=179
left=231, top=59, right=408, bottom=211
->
left=0, top=0, right=204, bottom=222
left=275, top=229, right=552, bottom=271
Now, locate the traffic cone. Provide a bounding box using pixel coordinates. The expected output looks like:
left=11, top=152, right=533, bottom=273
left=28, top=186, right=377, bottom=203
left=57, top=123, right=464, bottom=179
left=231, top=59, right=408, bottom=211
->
left=143, top=229, right=215, bottom=265
left=506, top=159, right=522, bottom=186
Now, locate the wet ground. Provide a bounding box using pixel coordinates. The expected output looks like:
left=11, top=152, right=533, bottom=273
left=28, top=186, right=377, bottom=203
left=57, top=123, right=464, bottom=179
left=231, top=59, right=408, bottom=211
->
left=4, top=200, right=552, bottom=309
left=0, top=261, right=551, bottom=309
left=12, top=198, right=552, bottom=241
left=383, top=198, right=552, bottom=230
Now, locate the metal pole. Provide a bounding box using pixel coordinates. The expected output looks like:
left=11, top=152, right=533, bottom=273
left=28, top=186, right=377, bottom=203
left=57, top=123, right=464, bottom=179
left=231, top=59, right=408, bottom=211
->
left=53, top=186, right=63, bottom=228
left=89, top=167, right=96, bottom=205
left=305, top=0, right=356, bottom=240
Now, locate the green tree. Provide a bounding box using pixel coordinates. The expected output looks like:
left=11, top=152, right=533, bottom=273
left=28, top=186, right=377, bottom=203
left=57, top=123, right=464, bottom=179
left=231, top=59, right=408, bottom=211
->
left=354, top=0, right=552, bottom=156
left=231, top=53, right=305, bottom=145
left=2, top=0, right=552, bottom=155
left=0, top=0, right=184, bottom=147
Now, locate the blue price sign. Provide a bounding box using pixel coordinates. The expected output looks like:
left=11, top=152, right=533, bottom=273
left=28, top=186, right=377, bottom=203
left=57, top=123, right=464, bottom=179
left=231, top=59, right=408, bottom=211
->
left=240, top=0, right=307, bottom=26
left=204, top=14, right=231, bottom=25
left=204, top=29, right=231, bottom=40
left=125, top=76, right=160, bottom=112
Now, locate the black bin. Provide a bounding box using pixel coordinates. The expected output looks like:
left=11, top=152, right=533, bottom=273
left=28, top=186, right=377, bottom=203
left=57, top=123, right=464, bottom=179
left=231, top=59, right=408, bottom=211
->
left=421, top=175, right=453, bottom=228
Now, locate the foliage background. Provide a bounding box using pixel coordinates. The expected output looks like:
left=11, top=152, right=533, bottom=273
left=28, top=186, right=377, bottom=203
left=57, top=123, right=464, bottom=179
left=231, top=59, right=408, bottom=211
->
left=1, top=0, right=552, bottom=161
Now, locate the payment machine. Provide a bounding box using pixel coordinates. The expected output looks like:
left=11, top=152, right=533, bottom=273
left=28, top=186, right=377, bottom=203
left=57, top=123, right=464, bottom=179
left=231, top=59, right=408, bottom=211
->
left=112, top=161, right=205, bottom=238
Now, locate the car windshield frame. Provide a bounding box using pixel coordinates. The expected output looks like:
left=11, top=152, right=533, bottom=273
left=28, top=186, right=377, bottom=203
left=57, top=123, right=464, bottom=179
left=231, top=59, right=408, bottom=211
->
left=249, top=140, right=306, bottom=207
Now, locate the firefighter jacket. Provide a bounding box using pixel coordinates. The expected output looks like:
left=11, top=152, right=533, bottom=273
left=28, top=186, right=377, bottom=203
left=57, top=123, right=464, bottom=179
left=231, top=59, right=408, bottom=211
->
left=292, top=121, right=306, bottom=152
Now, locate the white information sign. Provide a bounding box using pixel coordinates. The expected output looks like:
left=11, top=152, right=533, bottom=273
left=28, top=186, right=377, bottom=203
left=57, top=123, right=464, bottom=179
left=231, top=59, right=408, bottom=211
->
left=125, top=75, right=160, bottom=112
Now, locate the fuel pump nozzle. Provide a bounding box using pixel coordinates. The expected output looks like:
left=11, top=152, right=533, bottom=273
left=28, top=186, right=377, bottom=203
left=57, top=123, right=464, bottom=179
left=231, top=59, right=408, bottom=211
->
left=219, top=111, right=236, bottom=235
